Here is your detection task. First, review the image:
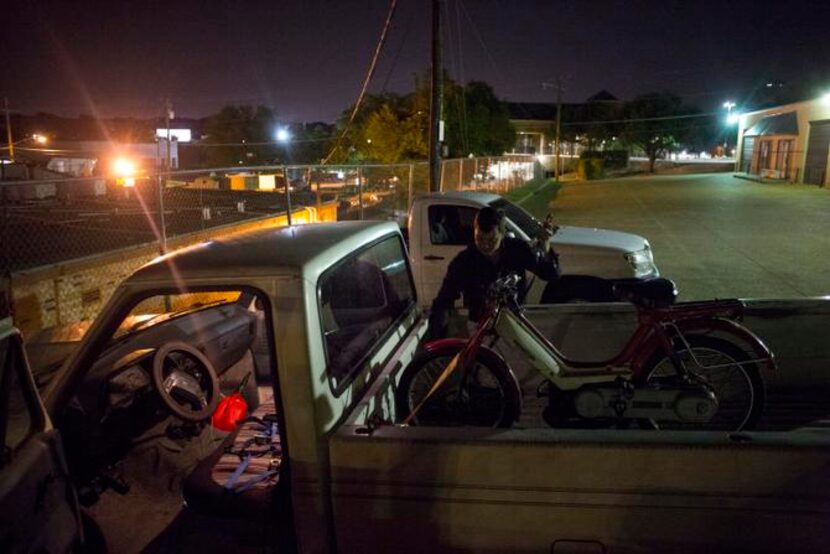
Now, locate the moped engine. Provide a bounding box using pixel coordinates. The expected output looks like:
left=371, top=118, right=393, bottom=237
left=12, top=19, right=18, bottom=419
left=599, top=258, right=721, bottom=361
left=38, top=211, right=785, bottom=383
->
left=571, top=379, right=719, bottom=423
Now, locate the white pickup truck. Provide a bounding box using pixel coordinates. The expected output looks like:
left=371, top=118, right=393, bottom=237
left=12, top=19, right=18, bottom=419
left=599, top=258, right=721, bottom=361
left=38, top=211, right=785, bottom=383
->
left=2, top=221, right=829, bottom=553
left=403, top=192, right=658, bottom=306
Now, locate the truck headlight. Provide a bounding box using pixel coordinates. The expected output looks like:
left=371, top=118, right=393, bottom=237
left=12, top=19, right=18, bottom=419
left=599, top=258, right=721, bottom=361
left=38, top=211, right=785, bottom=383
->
left=624, top=245, right=658, bottom=278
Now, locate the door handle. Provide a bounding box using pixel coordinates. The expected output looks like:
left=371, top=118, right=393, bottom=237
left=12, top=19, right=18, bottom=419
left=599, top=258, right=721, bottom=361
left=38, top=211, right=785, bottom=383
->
left=424, top=255, right=445, bottom=261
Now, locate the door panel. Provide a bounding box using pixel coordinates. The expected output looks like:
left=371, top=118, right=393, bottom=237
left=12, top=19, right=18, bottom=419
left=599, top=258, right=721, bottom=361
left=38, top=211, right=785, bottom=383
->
left=740, top=136, right=755, bottom=174
left=805, top=121, right=830, bottom=185
left=0, top=327, right=79, bottom=553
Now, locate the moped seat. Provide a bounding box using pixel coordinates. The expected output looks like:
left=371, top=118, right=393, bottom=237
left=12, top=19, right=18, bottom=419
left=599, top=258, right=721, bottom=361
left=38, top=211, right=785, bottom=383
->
left=613, top=278, right=678, bottom=308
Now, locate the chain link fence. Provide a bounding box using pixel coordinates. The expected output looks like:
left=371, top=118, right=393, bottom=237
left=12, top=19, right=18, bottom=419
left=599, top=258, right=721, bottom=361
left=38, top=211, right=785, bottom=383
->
left=1, top=155, right=536, bottom=337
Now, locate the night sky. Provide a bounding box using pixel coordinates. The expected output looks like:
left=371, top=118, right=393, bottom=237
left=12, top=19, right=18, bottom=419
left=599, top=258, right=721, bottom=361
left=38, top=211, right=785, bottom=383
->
left=4, top=0, right=830, bottom=122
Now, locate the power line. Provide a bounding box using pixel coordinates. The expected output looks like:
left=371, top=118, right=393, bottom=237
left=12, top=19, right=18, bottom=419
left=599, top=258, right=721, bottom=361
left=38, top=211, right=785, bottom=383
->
left=322, top=0, right=399, bottom=164
left=562, top=111, right=718, bottom=127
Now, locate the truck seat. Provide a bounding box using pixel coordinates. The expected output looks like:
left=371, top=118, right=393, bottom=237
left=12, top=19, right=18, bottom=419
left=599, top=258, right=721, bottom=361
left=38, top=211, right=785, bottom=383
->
left=182, top=401, right=282, bottom=517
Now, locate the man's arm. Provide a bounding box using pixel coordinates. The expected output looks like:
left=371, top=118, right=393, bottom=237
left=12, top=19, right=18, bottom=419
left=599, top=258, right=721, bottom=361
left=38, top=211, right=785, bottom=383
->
left=426, top=253, right=466, bottom=340
left=516, top=238, right=560, bottom=282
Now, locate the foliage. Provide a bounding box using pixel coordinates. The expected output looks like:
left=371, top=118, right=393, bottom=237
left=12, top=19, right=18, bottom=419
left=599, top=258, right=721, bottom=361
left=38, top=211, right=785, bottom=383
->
left=577, top=158, right=604, bottom=180
left=332, top=76, right=514, bottom=164
left=201, top=105, right=279, bottom=167
left=620, top=92, right=699, bottom=172
left=580, top=149, right=628, bottom=169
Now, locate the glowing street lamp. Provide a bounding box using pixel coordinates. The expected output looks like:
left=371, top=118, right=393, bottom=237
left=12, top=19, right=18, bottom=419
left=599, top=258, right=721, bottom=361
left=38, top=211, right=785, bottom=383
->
left=722, top=101, right=739, bottom=155
left=275, top=127, right=291, bottom=143
left=822, top=92, right=830, bottom=106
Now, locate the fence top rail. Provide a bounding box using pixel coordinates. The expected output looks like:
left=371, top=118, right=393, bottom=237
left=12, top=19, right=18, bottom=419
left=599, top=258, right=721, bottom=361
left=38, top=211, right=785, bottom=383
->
left=0, top=154, right=537, bottom=188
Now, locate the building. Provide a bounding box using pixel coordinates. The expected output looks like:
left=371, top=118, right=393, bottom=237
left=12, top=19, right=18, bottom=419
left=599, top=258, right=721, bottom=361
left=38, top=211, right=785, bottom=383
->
left=507, top=90, right=622, bottom=155
left=735, top=94, right=830, bottom=186
left=45, top=138, right=180, bottom=177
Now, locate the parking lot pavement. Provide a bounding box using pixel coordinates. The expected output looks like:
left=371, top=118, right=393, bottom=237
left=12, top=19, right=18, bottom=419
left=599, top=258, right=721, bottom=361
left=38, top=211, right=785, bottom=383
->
left=543, top=173, right=830, bottom=301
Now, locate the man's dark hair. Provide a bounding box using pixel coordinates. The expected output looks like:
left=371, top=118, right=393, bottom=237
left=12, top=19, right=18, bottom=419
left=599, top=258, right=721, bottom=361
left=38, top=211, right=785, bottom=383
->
left=475, top=207, right=505, bottom=233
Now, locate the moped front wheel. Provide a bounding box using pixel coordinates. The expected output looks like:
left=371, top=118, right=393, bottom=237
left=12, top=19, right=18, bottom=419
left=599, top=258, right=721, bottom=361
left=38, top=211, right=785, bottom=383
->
left=641, top=334, right=765, bottom=431
left=396, top=344, right=521, bottom=428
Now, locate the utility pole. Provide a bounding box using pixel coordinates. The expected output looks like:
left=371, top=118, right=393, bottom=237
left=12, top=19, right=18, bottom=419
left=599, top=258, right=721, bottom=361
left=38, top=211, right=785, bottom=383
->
left=4, top=98, right=14, bottom=163
left=428, top=0, right=443, bottom=192
left=542, top=79, right=564, bottom=182
left=164, top=98, right=173, bottom=171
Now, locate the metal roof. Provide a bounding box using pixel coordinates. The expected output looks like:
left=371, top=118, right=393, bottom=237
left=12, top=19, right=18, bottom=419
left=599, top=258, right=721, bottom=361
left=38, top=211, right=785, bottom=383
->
left=744, top=111, right=799, bottom=136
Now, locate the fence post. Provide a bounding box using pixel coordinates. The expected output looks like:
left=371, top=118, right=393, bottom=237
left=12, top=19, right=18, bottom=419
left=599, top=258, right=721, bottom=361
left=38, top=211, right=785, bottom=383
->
left=408, top=163, right=414, bottom=212
left=439, top=161, right=445, bottom=192
left=357, top=166, right=364, bottom=220
left=156, top=174, right=168, bottom=254
left=284, top=165, right=293, bottom=225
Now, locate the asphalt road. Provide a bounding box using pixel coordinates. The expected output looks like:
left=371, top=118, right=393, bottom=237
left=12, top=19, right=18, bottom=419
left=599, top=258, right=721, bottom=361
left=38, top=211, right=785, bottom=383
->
left=525, top=173, right=830, bottom=301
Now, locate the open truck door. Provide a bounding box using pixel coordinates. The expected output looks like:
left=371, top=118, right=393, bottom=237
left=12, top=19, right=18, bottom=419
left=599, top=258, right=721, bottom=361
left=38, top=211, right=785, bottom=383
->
left=0, top=318, right=82, bottom=553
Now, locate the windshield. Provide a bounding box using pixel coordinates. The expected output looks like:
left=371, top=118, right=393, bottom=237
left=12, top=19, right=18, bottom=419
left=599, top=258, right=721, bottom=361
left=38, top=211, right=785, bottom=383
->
left=112, top=291, right=242, bottom=341
left=489, top=198, right=544, bottom=239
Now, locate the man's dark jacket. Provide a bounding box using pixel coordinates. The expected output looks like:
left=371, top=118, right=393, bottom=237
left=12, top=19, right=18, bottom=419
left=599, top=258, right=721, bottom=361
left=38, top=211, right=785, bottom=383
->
left=427, top=237, right=560, bottom=339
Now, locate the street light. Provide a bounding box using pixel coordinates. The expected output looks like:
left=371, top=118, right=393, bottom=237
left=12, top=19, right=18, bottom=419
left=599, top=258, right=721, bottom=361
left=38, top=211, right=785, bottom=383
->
left=722, top=101, right=739, bottom=155
left=275, top=127, right=291, bottom=143
left=822, top=92, right=830, bottom=106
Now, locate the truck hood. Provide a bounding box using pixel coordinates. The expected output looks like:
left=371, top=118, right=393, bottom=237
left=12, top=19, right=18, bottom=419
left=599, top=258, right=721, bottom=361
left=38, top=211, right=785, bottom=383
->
left=551, top=225, right=647, bottom=253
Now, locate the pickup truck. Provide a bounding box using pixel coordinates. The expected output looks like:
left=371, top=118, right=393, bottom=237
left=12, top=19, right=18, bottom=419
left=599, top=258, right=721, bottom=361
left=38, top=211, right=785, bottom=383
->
left=402, top=192, right=658, bottom=306
left=2, top=221, right=829, bottom=553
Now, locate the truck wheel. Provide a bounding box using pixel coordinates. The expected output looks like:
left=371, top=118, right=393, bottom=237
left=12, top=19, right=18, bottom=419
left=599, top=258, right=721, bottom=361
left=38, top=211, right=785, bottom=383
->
left=396, top=344, right=521, bottom=428
left=640, top=335, right=765, bottom=431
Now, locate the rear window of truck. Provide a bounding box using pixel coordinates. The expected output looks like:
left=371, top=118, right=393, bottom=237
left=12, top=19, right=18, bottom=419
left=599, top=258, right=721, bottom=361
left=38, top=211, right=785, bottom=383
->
left=318, top=234, right=416, bottom=394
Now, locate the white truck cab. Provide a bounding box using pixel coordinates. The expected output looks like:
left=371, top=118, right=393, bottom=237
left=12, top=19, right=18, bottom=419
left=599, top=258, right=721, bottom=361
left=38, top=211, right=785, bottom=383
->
left=407, top=191, right=658, bottom=306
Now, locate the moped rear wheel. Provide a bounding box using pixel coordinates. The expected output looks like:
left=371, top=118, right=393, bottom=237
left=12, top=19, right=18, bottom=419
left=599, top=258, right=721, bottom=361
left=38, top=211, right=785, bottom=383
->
left=641, top=335, right=765, bottom=431
left=396, top=344, right=521, bottom=428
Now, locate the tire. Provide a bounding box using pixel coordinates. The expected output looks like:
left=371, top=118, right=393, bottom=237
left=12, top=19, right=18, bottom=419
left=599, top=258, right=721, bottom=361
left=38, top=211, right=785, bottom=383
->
left=396, top=344, right=521, bottom=428
left=641, top=334, right=765, bottom=431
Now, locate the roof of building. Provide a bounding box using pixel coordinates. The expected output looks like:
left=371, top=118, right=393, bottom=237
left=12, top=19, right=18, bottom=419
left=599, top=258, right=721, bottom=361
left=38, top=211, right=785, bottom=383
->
left=507, top=91, right=622, bottom=122
left=744, top=111, right=799, bottom=136
left=586, top=90, right=619, bottom=103
left=125, top=221, right=401, bottom=284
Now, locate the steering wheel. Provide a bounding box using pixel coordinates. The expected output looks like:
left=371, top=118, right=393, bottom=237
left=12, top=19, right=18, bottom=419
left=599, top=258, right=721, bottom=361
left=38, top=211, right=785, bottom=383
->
left=151, top=342, right=220, bottom=422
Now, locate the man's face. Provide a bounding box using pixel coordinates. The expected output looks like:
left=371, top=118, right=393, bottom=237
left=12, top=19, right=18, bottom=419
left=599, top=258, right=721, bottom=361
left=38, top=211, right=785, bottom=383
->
left=474, top=225, right=504, bottom=256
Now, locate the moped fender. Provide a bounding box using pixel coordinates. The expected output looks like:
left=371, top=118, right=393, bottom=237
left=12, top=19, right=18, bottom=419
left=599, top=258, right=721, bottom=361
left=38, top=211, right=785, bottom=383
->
left=632, top=317, right=776, bottom=374
left=423, top=338, right=470, bottom=353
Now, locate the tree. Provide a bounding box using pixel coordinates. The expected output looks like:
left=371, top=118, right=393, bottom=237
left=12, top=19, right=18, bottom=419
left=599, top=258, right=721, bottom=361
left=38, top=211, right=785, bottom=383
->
left=621, top=92, right=699, bottom=173
left=445, top=81, right=515, bottom=157
left=335, top=76, right=514, bottom=164
left=201, top=105, right=278, bottom=167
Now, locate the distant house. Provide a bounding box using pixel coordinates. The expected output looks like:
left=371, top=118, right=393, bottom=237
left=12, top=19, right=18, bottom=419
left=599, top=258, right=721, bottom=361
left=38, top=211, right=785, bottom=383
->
left=735, top=95, right=830, bottom=185
left=507, top=90, right=622, bottom=155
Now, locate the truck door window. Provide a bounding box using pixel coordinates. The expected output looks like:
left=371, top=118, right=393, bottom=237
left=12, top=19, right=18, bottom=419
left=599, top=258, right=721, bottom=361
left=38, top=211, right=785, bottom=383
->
left=428, top=205, right=477, bottom=245
left=319, top=235, right=416, bottom=394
